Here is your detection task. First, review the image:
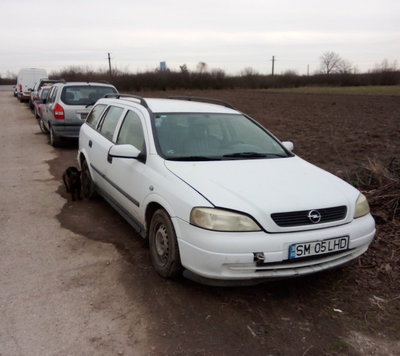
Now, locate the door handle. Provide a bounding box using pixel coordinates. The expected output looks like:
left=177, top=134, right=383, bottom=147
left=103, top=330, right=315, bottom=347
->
left=88, top=140, right=92, bottom=148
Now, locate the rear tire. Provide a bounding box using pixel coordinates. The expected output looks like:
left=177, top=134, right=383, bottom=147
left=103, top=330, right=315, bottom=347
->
left=149, top=209, right=182, bottom=278
left=49, top=127, right=60, bottom=147
left=81, top=159, right=97, bottom=199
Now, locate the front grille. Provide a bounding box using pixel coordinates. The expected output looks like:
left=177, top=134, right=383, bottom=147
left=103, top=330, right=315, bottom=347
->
left=271, top=206, right=347, bottom=227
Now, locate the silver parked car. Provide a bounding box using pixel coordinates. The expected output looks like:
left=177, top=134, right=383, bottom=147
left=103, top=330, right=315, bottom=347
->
left=40, top=82, right=118, bottom=146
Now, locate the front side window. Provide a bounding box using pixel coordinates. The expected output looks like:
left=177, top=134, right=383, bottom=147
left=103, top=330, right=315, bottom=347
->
left=61, top=85, right=117, bottom=106
left=117, top=110, right=145, bottom=151
left=86, top=104, right=107, bottom=128
left=153, top=113, right=289, bottom=160
left=99, top=106, right=123, bottom=141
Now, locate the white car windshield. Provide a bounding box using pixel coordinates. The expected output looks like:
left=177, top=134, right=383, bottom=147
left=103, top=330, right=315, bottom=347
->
left=153, top=113, right=290, bottom=160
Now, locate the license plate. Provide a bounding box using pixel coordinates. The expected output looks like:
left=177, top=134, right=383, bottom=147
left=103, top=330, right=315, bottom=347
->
left=289, top=236, right=349, bottom=260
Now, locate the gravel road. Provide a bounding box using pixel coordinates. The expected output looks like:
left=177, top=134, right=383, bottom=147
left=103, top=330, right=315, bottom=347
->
left=0, top=86, right=148, bottom=355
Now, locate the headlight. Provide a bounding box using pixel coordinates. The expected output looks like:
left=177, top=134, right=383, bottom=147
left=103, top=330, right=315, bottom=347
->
left=354, top=193, right=370, bottom=218
left=190, top=207, right=261, bottom=232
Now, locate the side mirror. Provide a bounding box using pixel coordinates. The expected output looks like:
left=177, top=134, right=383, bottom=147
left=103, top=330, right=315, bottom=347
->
left=107, top=144, right=141, bottom=163
left=282, top=141, right=294, bottom=152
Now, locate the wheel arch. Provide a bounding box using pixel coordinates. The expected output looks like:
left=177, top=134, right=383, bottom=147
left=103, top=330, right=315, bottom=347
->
left=145, top=202, right=165, bottom=239
left=144, top=200, right=182, bottom=241
left=77, top=151, right=87, bottom=170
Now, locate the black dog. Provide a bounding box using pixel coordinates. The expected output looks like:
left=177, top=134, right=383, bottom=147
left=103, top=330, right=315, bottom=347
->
left=63, top=167, right=81, bottom=201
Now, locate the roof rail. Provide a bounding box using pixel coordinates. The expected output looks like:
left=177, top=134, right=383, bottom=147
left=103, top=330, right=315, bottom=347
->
left=103, top=93, right=149, bottom=108
left=168, top=96, right=236, bottom=110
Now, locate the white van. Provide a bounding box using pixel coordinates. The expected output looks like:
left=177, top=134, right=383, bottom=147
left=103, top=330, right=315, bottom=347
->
left=16, top=68, right=47, bottom=102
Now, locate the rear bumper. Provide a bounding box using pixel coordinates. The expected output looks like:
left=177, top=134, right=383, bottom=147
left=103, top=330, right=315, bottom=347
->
left=19, top=92, right=31, bottom=100
left=51, top=123, right=83, bottom=138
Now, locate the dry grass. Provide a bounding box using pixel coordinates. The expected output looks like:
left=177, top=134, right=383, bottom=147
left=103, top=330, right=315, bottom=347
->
left=348, top=158, right=400, bottom=223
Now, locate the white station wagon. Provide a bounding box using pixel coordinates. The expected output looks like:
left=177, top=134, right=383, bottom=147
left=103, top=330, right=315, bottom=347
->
left=78, top=95, right=375, bottom=284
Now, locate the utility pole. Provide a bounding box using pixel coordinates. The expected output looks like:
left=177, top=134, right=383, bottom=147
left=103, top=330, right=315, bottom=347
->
left=108, top=52, right=112, bottom=78
left=271, top=56, right=275, bottom=76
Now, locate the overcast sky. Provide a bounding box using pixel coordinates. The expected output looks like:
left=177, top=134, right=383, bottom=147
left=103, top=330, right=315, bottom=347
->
left=0, top=0, right=399, bottom=77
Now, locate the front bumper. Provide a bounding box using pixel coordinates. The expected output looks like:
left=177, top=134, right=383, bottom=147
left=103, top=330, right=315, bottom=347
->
left=174, top=214, right=375, bottom=281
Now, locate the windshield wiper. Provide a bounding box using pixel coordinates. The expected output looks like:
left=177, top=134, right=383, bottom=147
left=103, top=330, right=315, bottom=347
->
left=169, top=156, right=222, bottom=161
left=222, top=152, right=287, bottom=159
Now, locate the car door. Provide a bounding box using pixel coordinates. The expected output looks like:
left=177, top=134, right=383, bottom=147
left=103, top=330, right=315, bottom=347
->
left=42, top=85, right=58, bottom=129
left=86, top=105, right=125, bottom=196
left=105, top=109, right=149, bottom=222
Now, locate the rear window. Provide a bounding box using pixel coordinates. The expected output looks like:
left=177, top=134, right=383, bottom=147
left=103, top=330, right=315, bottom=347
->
left=39, top=81, right=56, bottom=88
left=86, top=104, right=107, bottom=128
left=61, top=85, right=117, bottom=106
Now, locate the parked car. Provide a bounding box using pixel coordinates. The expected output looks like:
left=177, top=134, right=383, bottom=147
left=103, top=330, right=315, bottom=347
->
left=16, top=68, right=47, bottom=102
left=33, top=86, right=52, bottom=123
left=29, top=78, right=64, bottom=109
left=40, top=82, right=118, bottom=146
left=77, top=95, right=376, bottom=284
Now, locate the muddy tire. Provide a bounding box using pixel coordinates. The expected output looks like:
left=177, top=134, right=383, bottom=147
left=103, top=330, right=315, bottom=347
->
left=81, top=159, right=97, bottom=199
left=149, top=209, right=182, bottom=278
left=49, top=127, right=60, bottom=147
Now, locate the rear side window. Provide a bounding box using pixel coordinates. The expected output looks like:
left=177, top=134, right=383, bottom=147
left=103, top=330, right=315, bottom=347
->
left=86, top=104, right=107, bottom=128
left=99, top=106, right=124, bottom=141
left=47, top=86, right=58, bottom=104
left=61, top=86, right=117, bottom=106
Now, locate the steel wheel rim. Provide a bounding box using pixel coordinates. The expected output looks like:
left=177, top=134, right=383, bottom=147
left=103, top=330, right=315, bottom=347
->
left=155, top=224, right=169, bottom=264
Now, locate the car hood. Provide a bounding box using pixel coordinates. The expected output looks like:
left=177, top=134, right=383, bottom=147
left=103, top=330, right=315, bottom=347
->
left=164, top=156, right=359, bottom=232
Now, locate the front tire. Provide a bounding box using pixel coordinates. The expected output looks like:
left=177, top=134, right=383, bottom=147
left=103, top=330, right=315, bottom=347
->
left=81, top=159, right=97, bottom=199
left=38, top=118, right=49, bottom=134
left=149, top=209, right=182, bottom=278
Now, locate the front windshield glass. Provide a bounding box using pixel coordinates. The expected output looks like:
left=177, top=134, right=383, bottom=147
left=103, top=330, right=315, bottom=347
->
left=153, top=113, right=289, bottom=160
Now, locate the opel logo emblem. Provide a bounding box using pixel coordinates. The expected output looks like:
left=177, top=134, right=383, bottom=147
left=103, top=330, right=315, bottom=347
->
left=308, top=210, right=322, bottom=223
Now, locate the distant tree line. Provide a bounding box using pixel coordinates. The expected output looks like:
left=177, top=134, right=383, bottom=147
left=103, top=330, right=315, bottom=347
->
left=1, top=52, right=399, bottom=89
left=43, top=65, right=399, bottom=92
